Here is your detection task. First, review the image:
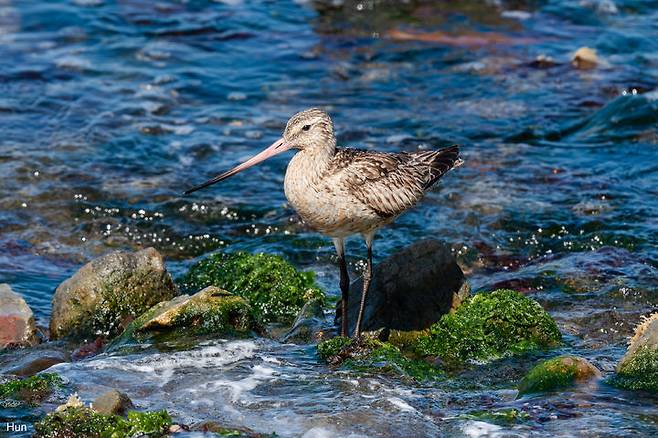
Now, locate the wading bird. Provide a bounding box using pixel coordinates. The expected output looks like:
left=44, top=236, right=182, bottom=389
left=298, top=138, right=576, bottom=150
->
left=185, top=108, right=462, bottom=338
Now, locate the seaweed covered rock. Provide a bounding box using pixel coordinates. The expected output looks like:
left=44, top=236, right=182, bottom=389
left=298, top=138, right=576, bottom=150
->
left=50, top=248, right=177, bottom=340
left=518, top=356, right=600, bottom=395
left=0, top=373, right=64, bottom=406
left=317, top=336, right=443, bottom=381
left=34, top=405, right=172, bottom=438
left=610, top=312, right=658, bottom=392
left=0, top=283, right=38, bottom=348
left=179, top=252, right=324, bottom=324
left=110, top=286, right=253, bottom=349
left=416, top=289, right=561, bottom=366
left=339, top=240, right=468, bottom=335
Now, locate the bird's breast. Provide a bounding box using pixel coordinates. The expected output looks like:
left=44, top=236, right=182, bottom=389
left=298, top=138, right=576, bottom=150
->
left=284, top=152, right=385, bottom=237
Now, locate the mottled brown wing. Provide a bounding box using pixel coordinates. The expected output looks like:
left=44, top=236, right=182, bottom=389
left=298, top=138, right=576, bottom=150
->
left=332, top=145, right=461, bottom=218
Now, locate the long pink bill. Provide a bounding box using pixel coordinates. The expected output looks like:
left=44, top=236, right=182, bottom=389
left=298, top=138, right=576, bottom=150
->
left=184, top=138, right=291, bottom=195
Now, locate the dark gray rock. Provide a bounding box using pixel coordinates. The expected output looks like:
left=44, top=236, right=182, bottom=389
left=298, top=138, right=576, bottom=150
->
left=0, top=283, right=38, bottom=349
left=50, top=248, right=177, bottom=340
left=337, top=239, right=468, bottom=335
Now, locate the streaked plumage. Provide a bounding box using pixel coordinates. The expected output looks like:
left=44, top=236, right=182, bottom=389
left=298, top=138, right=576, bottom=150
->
left=185, top=108, right=463, bottom=337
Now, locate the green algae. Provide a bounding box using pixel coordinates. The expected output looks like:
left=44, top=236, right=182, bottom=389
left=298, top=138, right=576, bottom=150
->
left=518, top=355, right=599, bottom=395
left=462, top=408, right=530, bottom=425
left=179, top=251, right=324, bottom=324
left=33, top=407, right=171, bottom=438
left=609, top=346, right=658, bottom=392
left=317, top=336, right=353, bottom=360
left=416, top=289, right=561, bottom=366
left=317, top=336, right=443, bottom=381
left=0, top=373, right=63, bottom=406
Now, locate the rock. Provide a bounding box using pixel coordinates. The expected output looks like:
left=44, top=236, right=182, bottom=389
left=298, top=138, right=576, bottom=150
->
left=179, top=251, right=325, bottom=324
left=0, top=341, right=71, bottom=376
left=416, top=289, right=562, bottom=366
left=610, top=312, right=658, bottom=392
left=518, top=355, right=601, bottom=395
left=34, top=406, right=172, bottom=438
left=571, top=47, right=598, bottom=69
left=281, top=298, right=327, bottom=344
left=71, top=337, right=105, bottom=361
left=50, top=247, right=177, bottom=340
left=317, top=335, right=443, bottom=381
left=109, top=286, right=253, bottom=349
left=92, top=389, right=134, bottom=415
left=193, top=421, right=273, bottom=437
left=338, top=240, right=469, bottom=336
left=0, top=283, right=38, bottom=348
left=0, top=373, right=64, bottom=406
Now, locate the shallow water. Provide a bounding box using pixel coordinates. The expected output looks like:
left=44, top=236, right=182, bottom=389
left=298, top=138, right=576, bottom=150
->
left=0, top=0, right=657, bottom=436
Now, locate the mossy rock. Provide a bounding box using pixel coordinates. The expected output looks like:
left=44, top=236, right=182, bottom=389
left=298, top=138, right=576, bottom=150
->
left=34, top=406, right=171, bottom=438
left=0, top=373, right=64, bottom=407
left=317, top=336, right=443, bottom=381
left=50, top=248, right=177, bottom=340
left=518, top=355, right=600, bottom=395
left=462, top=408, right=530, bottom=425
left=610, top=313, right=658, bottom=392
left=179, top=251, right=325, bottom=324
left=416, top=289, right=561, bottom=366
left=110, top=286, right=254, bottom=349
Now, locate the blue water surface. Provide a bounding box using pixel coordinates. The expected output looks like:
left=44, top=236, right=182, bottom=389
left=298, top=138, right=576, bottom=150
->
left=0, top=0, right=657, bottom=436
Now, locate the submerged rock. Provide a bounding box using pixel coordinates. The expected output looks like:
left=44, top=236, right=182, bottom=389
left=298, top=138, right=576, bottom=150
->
left=518, top=355, right=601, bottom=395
left=610, top=312, right=658, bottom=392
left=317, top=336, right=443, bottom=381
left=110, top=286, right=253, bottom=349
left=339, top=239, right=469, bottom=336
left=0, top=283, right=38, bottom=348
left=92, top=389, right=134, bottom=416
left=179, top=251, right=325, bottom=325
left=0, top=373, right=64, bottom=406
left=416, top=289, right=562, bottom=366
left=50, top=248, right=177, bottom=340
left=34, top=406, right=172, bottom=438
left=571, top=47, right=598, bottom=69
left=0, top=341, right=71, bottom=376
left=281, top=298, right=327, bottom=344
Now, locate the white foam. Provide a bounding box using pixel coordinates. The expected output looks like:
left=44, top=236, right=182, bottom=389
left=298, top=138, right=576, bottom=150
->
left=210, top=363, right=277, bottom=402
left=387, top=397, right=417, bottom=413
left=463, top=421, right=504, bottom=438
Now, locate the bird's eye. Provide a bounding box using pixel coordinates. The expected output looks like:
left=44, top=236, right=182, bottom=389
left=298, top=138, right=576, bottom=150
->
left=302, top=124, right=311, bottom=131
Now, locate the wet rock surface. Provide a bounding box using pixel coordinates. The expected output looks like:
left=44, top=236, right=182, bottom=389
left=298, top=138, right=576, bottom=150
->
left=518, top=355, right=601, bottom=395
left=611, top=312, right=658, bottom=392
left=281, top=298, right=327, bottom=344
left=92, top=389, right=134, bottom=416
left=0, top=283, right=38, bottom=349
left=109, top=286, right=253, bottom=350
left=339, top=240, right=469, bottom=335
left=0, top=342, right=71, bottom=377
left=49, top=248, right=177, bottom=340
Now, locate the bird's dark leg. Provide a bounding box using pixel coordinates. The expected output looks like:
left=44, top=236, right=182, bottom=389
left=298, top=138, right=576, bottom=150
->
left=354, top=235, right=373, bottom=338
left=333, top=238, right=350, bottom=337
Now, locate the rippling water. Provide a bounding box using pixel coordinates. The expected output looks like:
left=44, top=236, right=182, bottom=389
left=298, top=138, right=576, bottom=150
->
left=1, top=0, right=657, bottom=436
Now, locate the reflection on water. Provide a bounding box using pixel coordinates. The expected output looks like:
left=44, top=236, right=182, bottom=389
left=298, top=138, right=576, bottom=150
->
left=0, top=0, right=657, bottom=436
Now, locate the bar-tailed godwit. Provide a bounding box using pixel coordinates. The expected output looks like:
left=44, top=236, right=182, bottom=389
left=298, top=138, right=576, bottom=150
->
left=185, top=108, right=463, bottom=338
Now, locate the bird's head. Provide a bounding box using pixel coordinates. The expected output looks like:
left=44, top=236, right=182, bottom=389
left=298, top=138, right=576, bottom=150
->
left=184, top=107, right=334, bottom=195
left=283, top=108, right=335, bottom=151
